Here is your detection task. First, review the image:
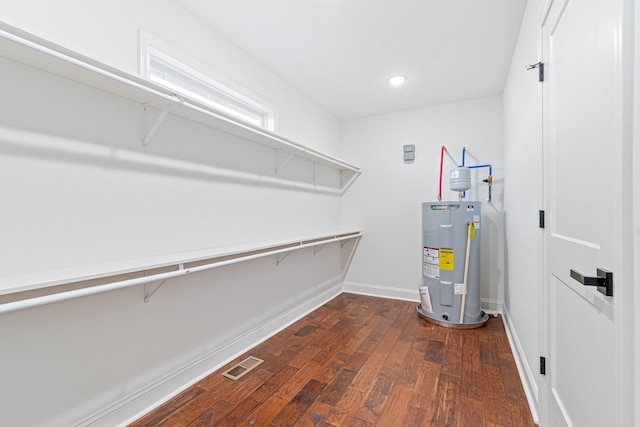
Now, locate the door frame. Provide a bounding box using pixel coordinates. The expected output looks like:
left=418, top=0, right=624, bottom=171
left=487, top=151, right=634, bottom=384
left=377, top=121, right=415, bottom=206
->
left=538, top=0, right=636, bottom=425
left=632, top=0, right=640, bottom=423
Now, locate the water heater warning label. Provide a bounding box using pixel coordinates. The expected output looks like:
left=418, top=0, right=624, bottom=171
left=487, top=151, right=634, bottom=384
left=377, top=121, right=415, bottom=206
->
left=439, top=249, right=454, bottom=270
left=423, top=247, right=438, bottom=262
left=424, top=264, right=440, bottom=279
left=423, top=247, right=440, bottom=279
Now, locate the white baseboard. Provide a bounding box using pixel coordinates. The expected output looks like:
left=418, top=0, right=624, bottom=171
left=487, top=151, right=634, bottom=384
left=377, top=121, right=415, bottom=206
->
left=342, top=281, right=420, bottom=302
left=78, top=283, right=343, bottom=427
left=343, top=281, right=504, bottom=316
left=501, top=304, right=540, bottom=424
left=480, top=298, right=503, bottom=315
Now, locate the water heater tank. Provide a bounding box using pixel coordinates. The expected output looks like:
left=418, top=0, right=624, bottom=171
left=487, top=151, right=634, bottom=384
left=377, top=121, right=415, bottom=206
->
left=418, top=201, right=488, bottom=328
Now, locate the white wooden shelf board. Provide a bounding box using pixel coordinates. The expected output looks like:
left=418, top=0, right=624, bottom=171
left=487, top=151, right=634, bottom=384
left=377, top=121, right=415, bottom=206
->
left=0, top=231, right=362, bottom=298
left=0, top=22, right=361, bottom=178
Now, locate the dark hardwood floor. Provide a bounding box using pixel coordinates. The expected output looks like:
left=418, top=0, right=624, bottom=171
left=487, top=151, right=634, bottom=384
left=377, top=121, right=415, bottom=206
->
left=130, top=293, right=536, bottom=427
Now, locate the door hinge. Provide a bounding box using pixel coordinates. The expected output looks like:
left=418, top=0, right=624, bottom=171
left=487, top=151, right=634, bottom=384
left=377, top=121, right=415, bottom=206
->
left=526, top=62, right=544, bottom=82
left=539, top=210, right=545, bottom=229
left=540, top=356, right=546, bottom=375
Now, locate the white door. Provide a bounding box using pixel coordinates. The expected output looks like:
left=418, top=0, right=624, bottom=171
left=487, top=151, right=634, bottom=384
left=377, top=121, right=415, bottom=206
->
left=541, top=0, right=632, bottom=426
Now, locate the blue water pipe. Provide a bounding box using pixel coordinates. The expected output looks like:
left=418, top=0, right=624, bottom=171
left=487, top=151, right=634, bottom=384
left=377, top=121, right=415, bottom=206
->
left=459, top=147, right=493, bottom=202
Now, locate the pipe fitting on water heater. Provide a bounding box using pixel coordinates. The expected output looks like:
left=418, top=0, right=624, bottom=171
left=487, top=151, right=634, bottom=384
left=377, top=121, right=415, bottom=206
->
left=436, top=146, right=493, bottom=203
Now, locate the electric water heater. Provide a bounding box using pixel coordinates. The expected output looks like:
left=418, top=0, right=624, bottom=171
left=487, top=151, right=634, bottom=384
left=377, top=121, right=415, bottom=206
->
left=418, top=201, right=487, bottom=328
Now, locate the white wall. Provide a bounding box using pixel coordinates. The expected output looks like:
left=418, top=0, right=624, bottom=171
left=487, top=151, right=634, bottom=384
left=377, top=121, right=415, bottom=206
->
left=502, top=0, right=545, bottom=414
left=0, top=2, right=350, bottom=426
left=340, top=96, right=504, bottom=308
left=0, top=57, right=343, bottom=276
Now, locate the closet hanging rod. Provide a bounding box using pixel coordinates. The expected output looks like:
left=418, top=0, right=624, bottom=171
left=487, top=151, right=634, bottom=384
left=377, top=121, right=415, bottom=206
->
left=0, top=232, right=362, bottom=315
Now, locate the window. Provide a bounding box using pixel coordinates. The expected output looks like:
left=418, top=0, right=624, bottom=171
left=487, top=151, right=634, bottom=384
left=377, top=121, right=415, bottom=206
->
left=142, top=45, right=275, bottom=131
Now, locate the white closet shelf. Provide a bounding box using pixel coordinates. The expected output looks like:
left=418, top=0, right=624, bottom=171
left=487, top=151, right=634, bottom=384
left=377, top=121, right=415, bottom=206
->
left=0, top=231, right=362, bottom=313
left=0, top=22, right=361, bottom=183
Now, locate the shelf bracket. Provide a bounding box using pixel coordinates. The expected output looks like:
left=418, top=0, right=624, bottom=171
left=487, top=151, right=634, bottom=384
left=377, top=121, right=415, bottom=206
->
left=144, top=279, right=167, bottom=303
left=314, top=243, right=328, bottom=255
left=340, top=170, right=360, bottom=193
left=340, top=170, right=356, bottom=189
left=276, top=251, right=292, bottom=266
left=313, top=162, right=317, bottom=187
left=142, top=101, right=173, bottom=147
left=275, top=150, right=294, bottom=175
left=144, top=263, right=183, bottom=302
left=340, top=170, right=345, bottom=186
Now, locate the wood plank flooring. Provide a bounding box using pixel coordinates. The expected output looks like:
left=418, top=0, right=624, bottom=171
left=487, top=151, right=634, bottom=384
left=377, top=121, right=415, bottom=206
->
left=129, top=293, right=536, bottom=427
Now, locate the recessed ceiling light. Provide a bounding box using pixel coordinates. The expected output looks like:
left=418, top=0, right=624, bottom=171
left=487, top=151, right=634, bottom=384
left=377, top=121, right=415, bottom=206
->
left=388, top=75, right=407, bottom=87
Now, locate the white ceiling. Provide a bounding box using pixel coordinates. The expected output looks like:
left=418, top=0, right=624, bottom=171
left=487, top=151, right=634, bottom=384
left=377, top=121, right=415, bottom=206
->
left=175, top=0, right=527, bottom=120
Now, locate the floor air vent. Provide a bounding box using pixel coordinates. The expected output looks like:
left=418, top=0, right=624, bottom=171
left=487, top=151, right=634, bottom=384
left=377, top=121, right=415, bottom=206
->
left=222, top=356, right=264, bottom=380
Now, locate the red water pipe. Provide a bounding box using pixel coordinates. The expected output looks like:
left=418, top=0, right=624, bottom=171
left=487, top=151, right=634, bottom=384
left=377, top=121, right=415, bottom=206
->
left=438, top=145, right=447, bottom=201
